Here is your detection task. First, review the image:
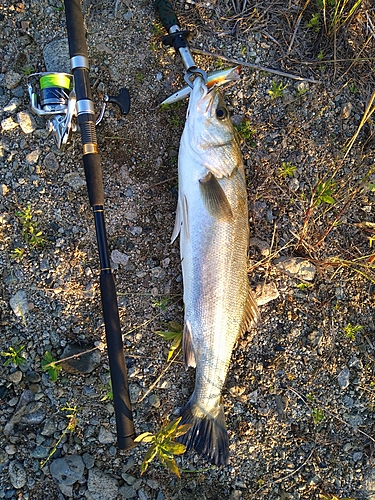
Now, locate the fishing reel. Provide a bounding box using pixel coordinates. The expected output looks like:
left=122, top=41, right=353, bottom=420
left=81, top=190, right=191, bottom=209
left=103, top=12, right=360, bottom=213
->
left=27, top=72, right=130, bottom=148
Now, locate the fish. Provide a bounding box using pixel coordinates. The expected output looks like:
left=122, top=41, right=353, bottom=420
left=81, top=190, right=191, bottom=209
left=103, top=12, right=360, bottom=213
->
left=172, top=76, right=259, bottom=466
left=160, top=66, right=242, bottom=106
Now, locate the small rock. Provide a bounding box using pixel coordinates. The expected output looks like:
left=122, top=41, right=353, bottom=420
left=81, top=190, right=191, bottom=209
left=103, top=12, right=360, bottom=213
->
left=43, top=38, right=71, bottom=74
left=138, top=490, right=149, bottom=500
left=59, top=344, right=100, bottom=374
left=353, top=451, right=363, bottom=462
left=118, top=484, right=137, bottom=499
left=98, top=426, right=115, bottom=444
left=149, top=393, right=160, bottom=408
left=250, top=237, right=270, bottom=256
left=8, top=371, right=23, bottom=384
left=63, top=172, right=86, bottom=190
left=41, top=418, right=56, bottom=436
left=289, top=177, right=299, bottom=191
left=274, top=257, right=316, bottom=281
left=4, top=97, right=21, bottom=113
left=82, top=452, right=95, bottom=469
left=9, top=461, right=27, bottom=489
left=18, top=111, right=36, bottom=134
left=295, top=81, right=309, bottom=94
left=5, top=71, right=23, bottom=89
left=39, top=258, right=50, bottom=272
left=338, top=366, right=350, bottom=390
left=1, top=184, right=9, bottom=196
left=30, top=446, right=50, bottom=459
left=43, top=151, right=59, bottom=171
left=26, top=149, right=40, bottom=165
left=1, top=117, right=19, bottom=131
left=87, top=467, right=119, bottom=500
left=129, top=384, right=143, bottom=403
left=5, top=444, right=17, bottom=455
left=10, top=290, right=29, bottom=317
left=50, top=455, right=85, bottom=488
left=341, top=102, right=352, bottom=119
left=19, top=401, right=46, bottom=425
left=111, top=249, right=129, bottom=266
left=255, top=282, right=279, bottom=305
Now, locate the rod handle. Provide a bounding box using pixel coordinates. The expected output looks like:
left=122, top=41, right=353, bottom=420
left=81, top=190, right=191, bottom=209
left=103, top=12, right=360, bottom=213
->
left=64, top=0, right=88, bottom=58
left=154, top=0, right=179, bottom=32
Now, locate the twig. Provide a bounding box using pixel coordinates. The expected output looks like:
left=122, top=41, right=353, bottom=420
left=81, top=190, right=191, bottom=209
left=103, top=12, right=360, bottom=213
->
left=288, top=386, right=375, bottom=445
left=344, top=90, right=375, bottom=158
left=287, top=0, right=311, bottom=55
left=191, top=48, right=321, bottom=84
left=250, top=444, right=315, bottom=499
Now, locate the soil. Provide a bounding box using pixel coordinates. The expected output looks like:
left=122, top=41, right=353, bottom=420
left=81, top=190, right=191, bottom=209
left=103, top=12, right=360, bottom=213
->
left=1, top=0, right=375, bottom=499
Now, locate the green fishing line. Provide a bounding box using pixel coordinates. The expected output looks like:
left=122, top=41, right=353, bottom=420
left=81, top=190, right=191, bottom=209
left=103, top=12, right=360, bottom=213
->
left=40, top=74, right=71, bottom=90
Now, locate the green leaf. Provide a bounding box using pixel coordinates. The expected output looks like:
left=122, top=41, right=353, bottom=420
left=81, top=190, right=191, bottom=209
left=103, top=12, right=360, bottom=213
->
left=134, top=432, right=155, bottom=443
left=163, top=441, right=186, bottom=455
left=143, top=444, right=158, bottom=464
left=162, top=417, right=182, bottom=438
left=172, top=423, right=192, bottom=438
left=163, top=457, right=181, bottom=478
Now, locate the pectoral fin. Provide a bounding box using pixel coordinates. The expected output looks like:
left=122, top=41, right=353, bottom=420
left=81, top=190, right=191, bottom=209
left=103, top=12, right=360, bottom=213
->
left=171, top=195, right=189, bottom=243
left=183, top=320, right=196, bottom=369
left=199, top=173, right=233, bottom=221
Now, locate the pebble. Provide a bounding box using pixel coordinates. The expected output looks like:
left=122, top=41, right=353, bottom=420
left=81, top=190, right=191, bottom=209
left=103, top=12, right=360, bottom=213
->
left=50, top=455, right=85, bottom=492
left=255, top=282, right=279, bottom=305
left=249, top=236, right=270, bottom=256
left=17, top=111, right=36, bottom=134
left=82, top=452, right=95, bottom=470
left=63, top=171, right=87, bottom=190
left=43, top=38, right=71, bottom=74
left=138, top=489, right=149, bottom=500
left=43, top=151, right=60, bottom=171
left=274, top=257, right=316, bottom=281
left=98, top=426, right=115, bottom=444
left=87, top=467, right=119, bottom=500
left=9, top=290, right=29, bottom=317
left=111, top=249, right=130, bottom=266
left=1, top=117, right=18, bottom=131
left=5, top=71, right=23, bottom=89
left=8, top=461, right=27, bottom=489
left=8, top=371, right=22, bottom=384
left=3, top=97, right=21, bottom=113
left=59, top=344, right=101, bottom=374
left=353, top=451, right=363, bottom=462
left=26, top=149, right=40, bottom=165
left=341, top=102, right=352, bottom=119
left=149, top=393, right=161, bottom=408
left=338, top=366, right=350, bottom=390
left=118, top=484, right=137, bottom=499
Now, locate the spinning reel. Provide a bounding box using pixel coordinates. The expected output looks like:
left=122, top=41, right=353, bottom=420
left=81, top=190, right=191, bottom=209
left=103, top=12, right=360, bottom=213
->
left=27, top=72, right=130, bottom=148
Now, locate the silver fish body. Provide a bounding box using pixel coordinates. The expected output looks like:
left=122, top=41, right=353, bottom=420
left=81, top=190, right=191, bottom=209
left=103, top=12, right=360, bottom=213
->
left=172, top=77, right=259, bottom=465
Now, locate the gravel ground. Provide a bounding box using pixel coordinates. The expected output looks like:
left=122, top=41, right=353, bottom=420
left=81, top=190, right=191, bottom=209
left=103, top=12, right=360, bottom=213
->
left=1, top=0, right=375, bottom=499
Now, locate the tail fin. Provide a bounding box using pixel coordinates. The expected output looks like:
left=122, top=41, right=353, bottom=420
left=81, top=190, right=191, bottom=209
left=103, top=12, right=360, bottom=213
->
left=178, top=399, right=229, bottom=466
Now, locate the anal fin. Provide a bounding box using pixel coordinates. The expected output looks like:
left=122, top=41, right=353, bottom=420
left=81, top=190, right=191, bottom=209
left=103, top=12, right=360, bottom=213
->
left=241, top=282, right=260, bottom=334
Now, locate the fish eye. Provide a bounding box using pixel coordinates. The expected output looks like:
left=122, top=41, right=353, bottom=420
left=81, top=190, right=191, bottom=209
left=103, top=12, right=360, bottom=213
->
left=216, top=107, right=227, bottom=120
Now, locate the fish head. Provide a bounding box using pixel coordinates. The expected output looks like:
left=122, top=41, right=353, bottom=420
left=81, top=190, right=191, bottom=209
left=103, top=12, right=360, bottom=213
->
left=184, top=77, right=242, bottom=176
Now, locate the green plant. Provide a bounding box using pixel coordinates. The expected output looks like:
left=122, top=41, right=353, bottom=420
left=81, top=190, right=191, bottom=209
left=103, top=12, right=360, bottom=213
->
left=312, top=407, right=325, bottom=425
left=156, top=322, right=183, bottom=361
left=1, top=344, right=26, bottom=367
left=313, top=179, right=336, bottom=206
left=296, top=283, right=313, bottom=290
left=40, top=404, right=78, bottom=468
left=15, top=204, right=45, bottom=248
left=278, top=161, right=297, bottom=179
left=235, top=119, right=256, bottom=146
left=306, top=12, right=320, bottom=31
left=134, top=417, right=191, bottom=477
left=10, top=247, right=25, bottom=261
left=100, top=377, right=113, bottom=401
left=153, top=297, right=169, bottom=311
left=268, top=81, right=287, bottom=100
left=21, top=65, right=34, bottom=76
left=41, top=351, right=62, bottom=382
left=342, top=323, right=363, bottom=340
left=349, top=82, right=359, bottom=94
left=319, top=493, right=356, bottom=500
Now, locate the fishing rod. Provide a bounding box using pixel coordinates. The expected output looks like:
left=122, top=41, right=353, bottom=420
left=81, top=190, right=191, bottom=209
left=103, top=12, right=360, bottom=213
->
left=28, top=0, right=135, bottom=449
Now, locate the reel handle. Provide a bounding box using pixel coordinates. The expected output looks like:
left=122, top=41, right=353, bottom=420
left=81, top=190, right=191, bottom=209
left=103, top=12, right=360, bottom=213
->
left=154, top=0, right=179, bottom=32
left=107, top=88, right=130, bottom=115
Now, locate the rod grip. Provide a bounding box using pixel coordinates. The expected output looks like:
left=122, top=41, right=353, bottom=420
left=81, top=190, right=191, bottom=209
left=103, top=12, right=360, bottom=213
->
left=83, top=154, right=104, bottom=207
left=154, top=0, right=179, bottom=32
left=64, top=0, right=88, bottom=58
left=100, top=272, right=135, bottom=449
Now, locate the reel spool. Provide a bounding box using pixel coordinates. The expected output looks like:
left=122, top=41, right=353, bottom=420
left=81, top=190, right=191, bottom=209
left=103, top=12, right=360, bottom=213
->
left=27, top=72, right=74, bottom=117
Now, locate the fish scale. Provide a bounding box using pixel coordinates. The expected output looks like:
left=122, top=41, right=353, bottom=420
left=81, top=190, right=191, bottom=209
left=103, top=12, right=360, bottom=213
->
left=172, top=77, right=259, bottom=465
